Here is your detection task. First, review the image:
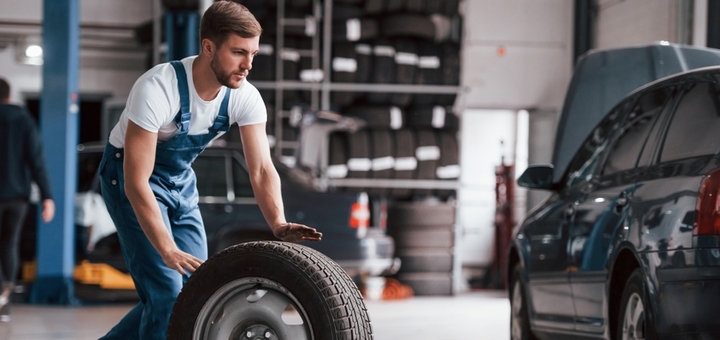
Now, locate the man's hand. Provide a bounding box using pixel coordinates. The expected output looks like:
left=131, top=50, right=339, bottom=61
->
left=41, top=199, right=55, bottom=223
left=273, top=222, right=322, bottom=242
left=160, top=247, right=204, bottom=276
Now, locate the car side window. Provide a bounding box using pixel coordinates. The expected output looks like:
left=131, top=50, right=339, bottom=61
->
left=193, top=155, right=227, bottom=197
left=231, top=155, right=255, bottom=198
left=661, top=82, right=720, bottom=162
left=602, top=88, right=670, bottom=175
left=565, top=108, right=623, bottom=188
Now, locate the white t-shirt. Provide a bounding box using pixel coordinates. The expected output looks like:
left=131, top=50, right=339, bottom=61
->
left=108, top=56, right=267, bottom=148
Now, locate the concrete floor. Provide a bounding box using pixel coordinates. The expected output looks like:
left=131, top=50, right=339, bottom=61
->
left=0, top=289, right=510, bottom=340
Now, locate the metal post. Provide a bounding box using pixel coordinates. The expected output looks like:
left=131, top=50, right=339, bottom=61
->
left=31, top=0, right=80, bottom=305
left=165, top=11, right=199, bottom=61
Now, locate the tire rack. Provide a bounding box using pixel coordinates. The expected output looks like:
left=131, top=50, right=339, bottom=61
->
left=248, top=0, right=464, bottom=194
left=249, top=0, right=466, bottom=295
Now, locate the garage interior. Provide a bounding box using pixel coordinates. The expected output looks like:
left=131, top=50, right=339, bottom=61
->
left=0, top=0, right=718, bottom=339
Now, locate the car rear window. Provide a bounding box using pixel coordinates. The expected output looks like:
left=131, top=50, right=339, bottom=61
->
left=661, top=82, right=720, bottom=162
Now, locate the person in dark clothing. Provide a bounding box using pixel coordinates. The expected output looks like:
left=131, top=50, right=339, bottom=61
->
left=0, top=77, right=55, bottom=322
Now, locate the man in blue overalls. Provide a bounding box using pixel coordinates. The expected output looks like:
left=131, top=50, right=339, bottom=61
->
left=97, top=2, right=322, bottom=339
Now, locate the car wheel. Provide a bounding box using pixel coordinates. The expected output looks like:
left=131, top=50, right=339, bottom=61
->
left=167, top=241, right=372, bottom=340
left=617, top=268, right=647, bottom=340
left=510, top=264, right=537, bottom=340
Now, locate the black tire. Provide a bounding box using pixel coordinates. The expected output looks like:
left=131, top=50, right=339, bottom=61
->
left=381, top=14, right=436, bottom=41
left=414, top=130, right=440, bottom=196
left=249, top=38, right=276, bottom=81
left=394, top=272, right=452, bottom=296
left=354, top=43, right=374, bottom=83
left=363, top=0, right=384, bottom=15
left=347, top=130, right=371, bottom=182
left=331, top=43, right=358, bottom=107
left=390, top=129, right=416, bottom=198
left=369, top=130, right=394, bottom=196
left=510, top=264, right=537, bottom=340
left=368, top=39, right=396, bottom=104
left=616, top=268, right=648, bottom=340
left=327, top=132, right=349, bottom=179
left=412, top=43, right=442, bottom=105
left=391, top=40, right=419, bottom=107
left=395, top=248, right=452, bottom=272
left=347, top=105, right=404, bottom=130
left=168, top=241, right=372, bottom=340
left=332, top=18, right=379, bottom=42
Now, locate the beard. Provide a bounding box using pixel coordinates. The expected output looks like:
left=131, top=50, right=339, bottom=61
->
left=210, top=55, right=244, bottom=89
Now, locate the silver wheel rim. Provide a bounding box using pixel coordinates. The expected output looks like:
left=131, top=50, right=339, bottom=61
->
left=511, top=280, right=523, bottom=340
left=193, top=277, right=313, bottom=340
left=621, top=292, right=645, bottom=340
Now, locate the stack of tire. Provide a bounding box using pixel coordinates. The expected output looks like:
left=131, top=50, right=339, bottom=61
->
left=328, top=0, right=462, bottom=199
left=236, top=0, right=319, bottom=162
left=387, top=201, right=456, bottom=296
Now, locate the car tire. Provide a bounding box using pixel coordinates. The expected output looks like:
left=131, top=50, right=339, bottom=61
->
left=616, top=268, right=648, bottom=340
left=510, top=264, right=537, bottom=340
left=168, top=241, right=372, bottom=340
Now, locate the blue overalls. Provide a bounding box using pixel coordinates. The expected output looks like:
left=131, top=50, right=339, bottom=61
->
left=98, top=60, right=230, bottom=340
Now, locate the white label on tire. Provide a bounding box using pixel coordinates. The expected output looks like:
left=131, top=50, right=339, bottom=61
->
left=305, top=16, right=316, bottom=36
left=372, top=156, right=395, bottom=171
left=390, top=106, right=403, bottom=130
left=327, top=164, right=348, bottom=178
left=346, top=19, right=361, bottom=41
left=394, top=157, right=418, bottom=171
left=374, top=45, right=395, bottom=57
left=416, top=146, right=440, bottom=161
left=437, top=164, right=461, bottom=179
left=395, top=52, right=419, bottom=65
left=347, top=158, right=372, bottom=171
left=418, top=56, right=440, bottom=69
left=355, top=44, right=372, bottom=55
left=282, top=49, right=300, bottom=62
left=300, top=69, right=324, bottom=82
left=333, top=57, right=358, bottom=73
left=432, top=106, right=446, bottom=128
left=258, top=44, right=274, bottom=55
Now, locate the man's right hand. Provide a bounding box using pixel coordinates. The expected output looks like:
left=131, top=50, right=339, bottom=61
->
left=160, top=247, right=204, bottom=276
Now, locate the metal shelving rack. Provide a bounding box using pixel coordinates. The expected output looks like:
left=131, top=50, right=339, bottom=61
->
left=258, top=0, right=464, bottom=192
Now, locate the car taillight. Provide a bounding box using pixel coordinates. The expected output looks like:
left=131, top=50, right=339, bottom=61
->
left=695, top=168, right=720, bottom=235
left=350, top=192, right=370, bottom=229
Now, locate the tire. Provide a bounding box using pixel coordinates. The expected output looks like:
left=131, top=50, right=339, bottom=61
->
left=616, top=268, right=648, bottom=340
left=391, top=40, right=419, bottom=107
left=331, top=43, right=358, bottom=107
left=414, top=130, right=440, bottom=196
left=510, top=264, right=537, bottom=340
left=368, top=39, right=396, bottom=104
left=347, top=106, right=404, bottom=130
left=390, top=129, right=416, bottom=198
left=381, top=14, right=436, bottom=41
left=168, top=241, right=372, bottom=340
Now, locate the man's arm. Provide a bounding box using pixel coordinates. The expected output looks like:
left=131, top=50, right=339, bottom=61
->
left=124, top=121, right=203, bottom=275
left=239, top=123, right=322, bottom=242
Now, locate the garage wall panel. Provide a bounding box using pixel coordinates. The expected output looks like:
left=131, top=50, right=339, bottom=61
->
left=462, top=44, right=570, bottom=110
left=461, top=0, right=573, bottom=111
left=595, top=0, right=676, bottom=49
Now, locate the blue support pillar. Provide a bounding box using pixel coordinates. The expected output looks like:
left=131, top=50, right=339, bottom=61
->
left=30, top=0, right=80, bottom=305
left=165, top=11, right=200, bottom=61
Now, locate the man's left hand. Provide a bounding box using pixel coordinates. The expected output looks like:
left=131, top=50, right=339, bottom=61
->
left=273, top=222, right=322, bottom=242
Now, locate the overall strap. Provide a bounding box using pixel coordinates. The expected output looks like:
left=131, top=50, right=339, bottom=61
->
left=209, top=88, right=231, bottom=133
left=170, top=60, right=191, bottom=134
